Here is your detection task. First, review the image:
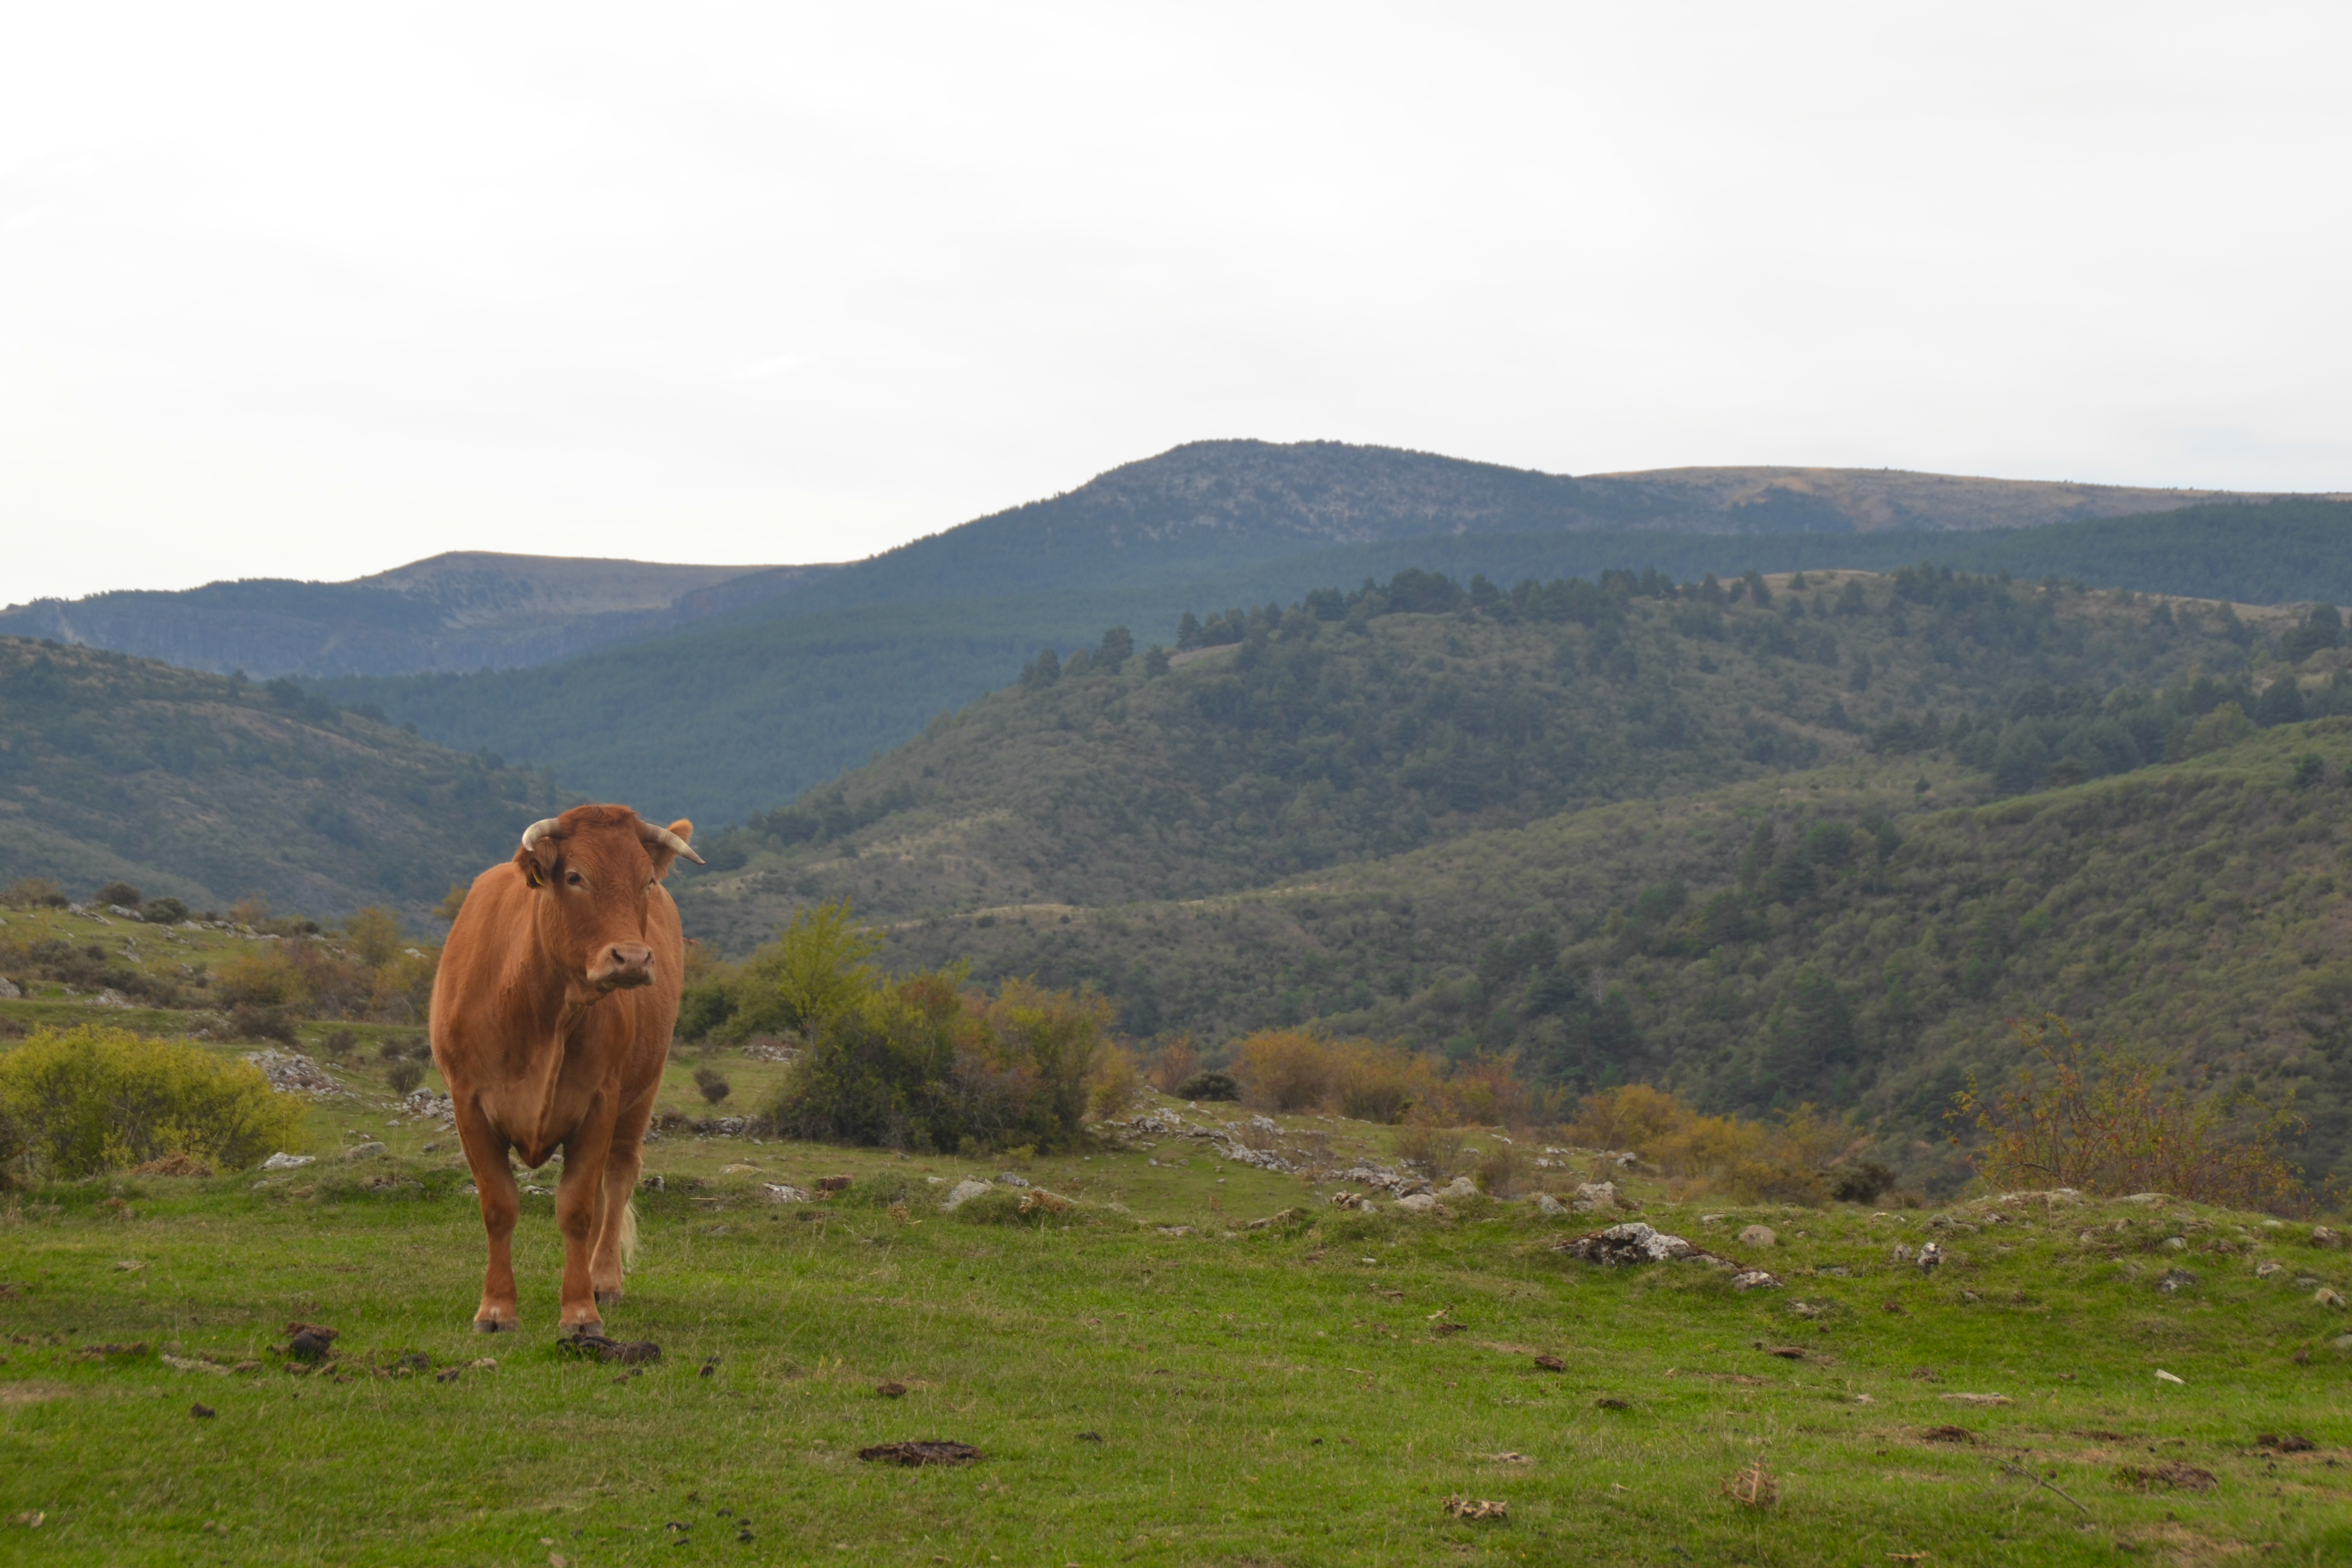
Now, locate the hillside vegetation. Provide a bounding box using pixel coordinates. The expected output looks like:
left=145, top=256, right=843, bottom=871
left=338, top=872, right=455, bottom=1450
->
left=675, top=567, right=2292, bottom=944
left=877, top=721, right=2352, bottom=1190
left=316, top=495, right=2352, bottom=828
left=0, top=638, right=566, bottom=919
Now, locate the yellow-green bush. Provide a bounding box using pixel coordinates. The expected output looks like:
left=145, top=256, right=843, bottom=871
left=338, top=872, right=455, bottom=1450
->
left=0, top=1025, right=306, bottom=1182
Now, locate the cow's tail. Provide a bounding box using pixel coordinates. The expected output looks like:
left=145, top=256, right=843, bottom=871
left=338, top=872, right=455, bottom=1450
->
left=619, top=1197, right=639, bottom=1270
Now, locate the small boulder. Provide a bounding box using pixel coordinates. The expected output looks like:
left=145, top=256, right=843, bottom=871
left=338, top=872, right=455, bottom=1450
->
left=1738, top=1224, right=1777, bottom=1248
left=259, top=1152, right=313, bottom=1171
left=2157, top=1268, right=2198, bottom=1294
left=1394, top=1192, right=1441, bottom=1215
left=2256, top=1260, right=2284, bottom=1278
left=1731, top=1270, right=1781, bottom=1291
left=2312, top=1226, right=2342, bottom=1249
left=940, top=1179, right=992, bottom=1211
left=1572, top=1181, right=1623, bottom=1213
left=1534, top=1193, right=1567, bottom=1216
left=342, top=1142, right=387, bottom=1162
left=1437, top=1176, right=1480, bottom=1201
left=761, top=1184, right=811, bottom=1204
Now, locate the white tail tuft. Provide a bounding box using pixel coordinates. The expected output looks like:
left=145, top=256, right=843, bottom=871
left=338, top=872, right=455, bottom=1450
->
left=619, top=1198, right=639, bottom=1270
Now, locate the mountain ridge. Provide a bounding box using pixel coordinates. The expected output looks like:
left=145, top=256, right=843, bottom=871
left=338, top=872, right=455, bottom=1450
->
left=8, top=439, right=2324, bottom=680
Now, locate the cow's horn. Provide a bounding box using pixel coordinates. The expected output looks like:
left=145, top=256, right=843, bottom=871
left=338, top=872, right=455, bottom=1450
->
left=640, top=819, right=705, bottom=865
left=518, top=818, right=562, bottom=852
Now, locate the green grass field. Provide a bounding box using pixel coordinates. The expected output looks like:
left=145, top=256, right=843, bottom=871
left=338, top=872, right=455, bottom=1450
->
left=4, top=1046, right=2351, bottom=1567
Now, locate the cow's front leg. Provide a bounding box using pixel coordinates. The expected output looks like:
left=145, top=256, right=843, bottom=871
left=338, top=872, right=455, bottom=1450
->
left=556, top=1109, right=619, bottom=1336
left=451, top=1098, right=522, bottom=1332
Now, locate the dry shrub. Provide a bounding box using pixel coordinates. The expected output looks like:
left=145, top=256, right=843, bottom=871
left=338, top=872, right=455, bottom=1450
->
left=1570, top=1084, right=1872, bottom=1205
left=1149, top=1035, right=1198, bottom=1094
left=1233, top=1030, right=1536, bottom=1127
left=1393, top=1122, right=1478, bottom=1179
left=1329, top=1041, right=1438, bottom=1124
left=1088, top=1042, right=1142, bottom=1119
left=1233, top=1029, right=1332, bottom=1112
left=1954, top=1015, right=2310, bottom=1213
left=1720, top=1457, right=1778, bottom=1508
left=1474, top=1141, right=1532, bottom=1196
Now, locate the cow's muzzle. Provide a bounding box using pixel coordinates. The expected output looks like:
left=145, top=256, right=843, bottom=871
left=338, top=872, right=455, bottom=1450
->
left=590, top=943, right=655, bottom=991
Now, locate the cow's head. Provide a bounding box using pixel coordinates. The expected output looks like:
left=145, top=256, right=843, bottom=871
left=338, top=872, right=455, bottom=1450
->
left=512, top=804, right=703, bottom=992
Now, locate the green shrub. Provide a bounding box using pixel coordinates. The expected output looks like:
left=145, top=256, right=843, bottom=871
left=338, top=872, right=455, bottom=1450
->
left=0, top=1024, right=306, bottom=1180
left=142, top=897, right=189, bottom=925
left=1176, top=1069, right=1239, bottom=1102
left=385, top=1061, right=424, bottom=1095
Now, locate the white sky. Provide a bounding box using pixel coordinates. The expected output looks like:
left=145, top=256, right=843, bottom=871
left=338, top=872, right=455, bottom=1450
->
left=4, top=2, right=2348, bottom=603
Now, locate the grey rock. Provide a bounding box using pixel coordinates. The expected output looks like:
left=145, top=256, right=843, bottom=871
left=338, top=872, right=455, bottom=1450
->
left=1534, top=1193, right=1567, bottom=1216
left=0, top=978, right=18, bottom=999
left=1394, top=1192, right=1441, bottom=1214
left=2157, top=1268, right=2198, bottom=1294
left=761, top=1184, right=811, bottom=1204
left=940, top=1179, right=992, bottom=1211
left=1437, top=1176, right=1480, bottom=1200
left=341, top=1142, right=387, bottom=1161
left=2256, top=1260, right=2283, bottom=1278
left=996, top=1173, right=1031, bottom=1188
left=1560, top=1222, right=1701, bottom=1265
left=260, top=1151, right=313, bottom=1170
left=1731, top=1270, right=1781, bottom=1291
left=1738, top=1224, right=1777, bottom=1248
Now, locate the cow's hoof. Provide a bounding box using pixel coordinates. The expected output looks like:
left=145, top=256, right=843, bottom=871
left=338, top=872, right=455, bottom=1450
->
left=473, top=1317, right=516, bottom=1334
left=560, top=1319, right=606, bottom=1340
left=594, top=1288, right=624, bottom=1307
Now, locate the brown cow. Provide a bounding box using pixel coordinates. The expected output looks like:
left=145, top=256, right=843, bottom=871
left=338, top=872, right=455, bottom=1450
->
left=429, top=803, right=702, bottom=1335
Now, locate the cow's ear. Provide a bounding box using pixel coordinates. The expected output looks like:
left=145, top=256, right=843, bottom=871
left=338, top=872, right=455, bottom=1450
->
left=514, top=839, right=556, bottom=889
left=647, top=817, right=695, bottom=881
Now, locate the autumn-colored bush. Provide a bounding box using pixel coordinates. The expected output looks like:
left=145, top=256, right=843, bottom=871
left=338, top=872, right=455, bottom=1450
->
left=1149, top=1036, right=1198, bottom=1095
left=1953, top=1016, right=2310, bottom=1212
left=1234, top=1029, right=1333, bottom=1112
left=1089, top=1042, right=1142, bottom=1119
left=0, top=1024, right=305, bottom=1181
left=1231, top=1028, right=1535, bottom=1126
left=1567, top=1083, right=1875, bottom=1204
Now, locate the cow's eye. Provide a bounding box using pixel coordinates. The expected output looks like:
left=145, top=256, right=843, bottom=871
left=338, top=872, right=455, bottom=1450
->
left=566, top=871, right=584, bottom=887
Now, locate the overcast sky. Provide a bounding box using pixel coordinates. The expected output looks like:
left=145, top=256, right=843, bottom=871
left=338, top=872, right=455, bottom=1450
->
left=4, top=3, right=2347, bottom=603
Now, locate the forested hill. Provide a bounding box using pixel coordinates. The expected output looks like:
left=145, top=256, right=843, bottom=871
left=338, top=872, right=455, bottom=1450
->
left=0, top=638, right=567, bottom=920
left=874, top=723, right=2352, bottom=1193
left=672, top=565, right=2309, bottom=949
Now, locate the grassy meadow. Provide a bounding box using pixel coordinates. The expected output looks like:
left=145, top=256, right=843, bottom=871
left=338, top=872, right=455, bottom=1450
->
left=4, top=1027, right=2350, bottom=1566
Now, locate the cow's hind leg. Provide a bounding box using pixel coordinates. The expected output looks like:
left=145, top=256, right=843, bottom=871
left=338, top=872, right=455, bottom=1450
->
left=451, top=1098, right=522, bottom=1332
left=592, top=1140, right=644, bottom=1306
left=592, top=1088, right=655, bottom=1305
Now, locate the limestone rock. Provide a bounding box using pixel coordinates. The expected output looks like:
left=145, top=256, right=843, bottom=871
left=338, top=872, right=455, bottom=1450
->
left=940, top=1179, right=992, bottom=1211
left=1437, top=1176, right=1480, bottom=1201
left=1738, top=1224, right=1777, bottom=1248
left=1730, top=1270, right=1781, bottom=1291
left=341, top=1141, right=386, bottom=1161
left=1534, top=1193, right=1567, bottom=1216
left=1395, top=1192, right=1442, bottom=1215
left=1559, top=1222, right=1701, bottom=1265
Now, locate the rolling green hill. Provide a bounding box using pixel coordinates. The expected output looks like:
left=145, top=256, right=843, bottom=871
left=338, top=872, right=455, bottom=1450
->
left=0, top=638, right=567, bottom=920
left=671, top=566, right=2297, bottom=943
